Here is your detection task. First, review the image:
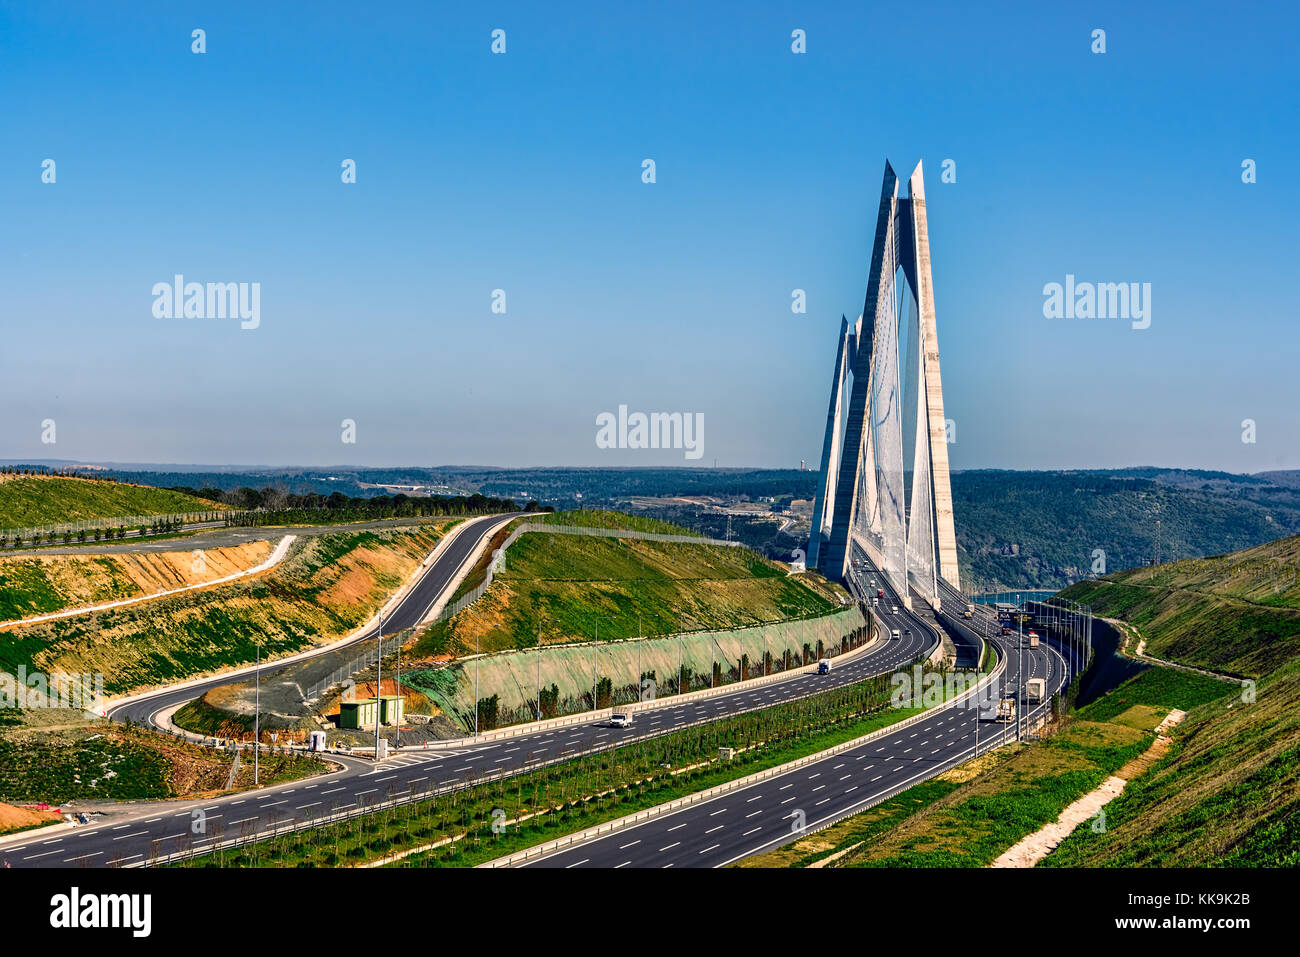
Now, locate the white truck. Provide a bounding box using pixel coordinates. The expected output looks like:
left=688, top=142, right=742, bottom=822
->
left=817, top=658, right=833, bottom=675
left=1025, top=678, right=1046, bottom=704
left=609, top=710, right=634, bottom=728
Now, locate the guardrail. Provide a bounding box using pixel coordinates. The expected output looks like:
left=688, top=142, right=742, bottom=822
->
left=418, top=617, right=885, bottom=749
left=134, top=659, right=885, bottom=868
left=481, top=643, right=1009, bottom=867
left=304, top=520, right=790, bottom=708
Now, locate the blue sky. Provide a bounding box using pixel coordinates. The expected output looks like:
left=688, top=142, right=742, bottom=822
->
left=1, top=1, right=1297, bottom=471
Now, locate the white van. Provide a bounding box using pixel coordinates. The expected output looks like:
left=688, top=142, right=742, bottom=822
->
left=609, top=712, right=633, bottom=728
left=891, top=628, right=901, bottom=639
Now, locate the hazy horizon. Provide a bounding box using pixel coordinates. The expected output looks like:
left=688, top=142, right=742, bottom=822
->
left=4, top=2, right=1297, bottom=473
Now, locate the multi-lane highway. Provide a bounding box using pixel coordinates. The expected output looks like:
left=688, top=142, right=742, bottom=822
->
left=2, top=530, right=939, bottom=868
left=512, top=556, right=1073, bottom=868
left=2, top=524, right=1075, bottom=869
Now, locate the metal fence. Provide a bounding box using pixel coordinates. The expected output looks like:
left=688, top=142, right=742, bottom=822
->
left=300, top=522, right=758, bottom=704
left=0, top=510, right=227, bottom=544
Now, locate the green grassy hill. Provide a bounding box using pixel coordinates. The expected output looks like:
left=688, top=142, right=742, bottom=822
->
left=1034, top=533, right=1300, bottom=866
left=0, top=475, right=223, bottom=530
left=1060, top=533, right=1300, bottom=678
left=1043, top=662, right=1299, bottom=866
left=416, top=522, right=845, bottom=657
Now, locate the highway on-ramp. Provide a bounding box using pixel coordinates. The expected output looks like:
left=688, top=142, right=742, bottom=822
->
left=3, top=531, right=937, bottom=868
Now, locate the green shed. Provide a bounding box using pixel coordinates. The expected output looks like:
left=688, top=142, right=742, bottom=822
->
left=339, top=697, right=379, bottom=730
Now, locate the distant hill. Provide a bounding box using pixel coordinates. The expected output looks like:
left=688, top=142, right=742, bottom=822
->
left=0, top=474, right=223, bottom=530
left=1061, top=533, right=1300, bottom=679
left=953, top=469, right=1300, bottom=593
left=27, top=462, right=1300, bottom=592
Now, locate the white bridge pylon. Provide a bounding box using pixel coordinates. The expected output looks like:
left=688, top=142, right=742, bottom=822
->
left=808, top=160, right=959, bottom=601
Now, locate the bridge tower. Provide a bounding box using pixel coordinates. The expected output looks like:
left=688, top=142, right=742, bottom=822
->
left=809, top=160, right=959, bottom=595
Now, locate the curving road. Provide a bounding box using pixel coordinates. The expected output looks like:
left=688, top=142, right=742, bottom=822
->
left=2, top=526, right=1074, bottom=869
left=3, top=527, right=936, bottom=867
left=512, top=553, right=1074, bottom=868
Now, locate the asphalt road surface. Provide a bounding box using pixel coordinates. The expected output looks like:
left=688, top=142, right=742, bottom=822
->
left=515, top=555, right=1073, bottom=868
left=3, top=535, right=939, bottom=867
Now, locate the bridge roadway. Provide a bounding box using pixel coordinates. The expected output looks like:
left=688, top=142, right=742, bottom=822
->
left=3, top=527, right=937, bottom=867
left=514, top=552, right=1075, bottom=868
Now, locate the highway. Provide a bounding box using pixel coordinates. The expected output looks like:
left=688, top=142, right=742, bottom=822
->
left=106, top=511, right=523, bottom=727
left=2, top=523, right=1075, bottom=869
left=512, top=554, right=1074, bottom=868
left=2, top=530, right=939, bottom=868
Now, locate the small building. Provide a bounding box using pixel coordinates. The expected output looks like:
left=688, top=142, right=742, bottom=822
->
left=378, top=694, right=404, bottom=726
left=339, top=697, right=379, bottom=730
left=339, top=694, right=404, bottom=729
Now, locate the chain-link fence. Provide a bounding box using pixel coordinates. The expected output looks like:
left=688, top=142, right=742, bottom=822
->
left=301, top=521, right=757, bottom=705
left=0, top=510, right=229, bottom=546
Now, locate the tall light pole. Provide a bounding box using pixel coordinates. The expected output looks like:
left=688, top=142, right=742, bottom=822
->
left=374, top=607, right=383, bottom=760
left=254, top=639, right=260, bottom=785
left=1017, top=598, right=1023, bottom=743
left=536, top=622, right=542, bottom=721
left=394, top=621, right=401, bottom=750
left=474, top=625, right=480, bottom=737
left=592, top=622, right=599, bottom=713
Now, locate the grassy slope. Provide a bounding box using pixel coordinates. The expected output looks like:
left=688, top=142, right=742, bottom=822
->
left=0, top=541, right=273, bottom=620
left=1044, top=662, right=1300, bottom=867
left=538, top=508, right=703, bottom=536
left=417, top=528, right=840, bottom=656
left=0, top=475, right=223, bottom=529
left=0, top=525, right=447, bottom=695
left=0, top=723, right=321, bottom=803
left=1060, top=533, right=1300, bottom=678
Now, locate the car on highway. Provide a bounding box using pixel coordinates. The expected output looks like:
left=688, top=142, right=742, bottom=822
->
left=891, top=628, right=900, bottom=639
left=817, top=659, right=833, bottom=674
left=609, top=712, right=633, bottom=728
left=891, top=605, right=899, bottom=614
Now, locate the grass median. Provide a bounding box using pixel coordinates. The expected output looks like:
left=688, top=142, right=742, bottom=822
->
left=169, top=661, right=976, bottom=868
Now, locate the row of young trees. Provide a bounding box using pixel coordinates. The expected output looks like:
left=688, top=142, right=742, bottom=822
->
left=177, top=486, right=545, bottom=527
left=0, top=464, right=139, bottom=484
left=0, top=517, right=189, bottom=549
left=466, top=612, right=877, bottom=732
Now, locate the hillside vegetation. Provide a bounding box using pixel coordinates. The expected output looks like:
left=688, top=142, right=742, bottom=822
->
left=0, top=474, right=223, bottom=530
left=0, top=524, right=450, bottom=696
left=416, top=526, right=843, bottom=657
left=0, top=540, right=274, bottom=621
left=1060, top=533, right=1300, bottom=677
left=954, top=471, right=1300, bottom=592
left=1032, top=532, right=1300, bottom=866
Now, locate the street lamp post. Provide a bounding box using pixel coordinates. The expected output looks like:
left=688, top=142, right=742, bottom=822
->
left=254, top=640, right=260, bottom=785
left=374, top=608, right=383, bottom=760
left=394, top=620, right=401, bottom=751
